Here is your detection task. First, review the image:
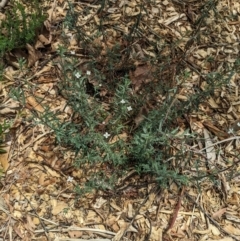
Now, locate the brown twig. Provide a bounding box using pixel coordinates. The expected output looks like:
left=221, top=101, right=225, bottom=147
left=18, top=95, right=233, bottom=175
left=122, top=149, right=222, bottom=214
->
left=165, top=186, right=185, bottom=234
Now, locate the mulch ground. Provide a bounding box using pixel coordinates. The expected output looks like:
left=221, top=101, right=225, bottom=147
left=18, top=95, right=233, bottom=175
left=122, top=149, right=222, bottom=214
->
left=1, top=0, right=240, bottom=240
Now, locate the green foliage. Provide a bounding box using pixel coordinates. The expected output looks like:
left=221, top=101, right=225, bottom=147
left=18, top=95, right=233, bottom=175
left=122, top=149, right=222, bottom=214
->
left=10, top=0, right=240, bottom=196
left=32, top=43, right=224, bottom=190
left=0, top=0, right=46, bottom=56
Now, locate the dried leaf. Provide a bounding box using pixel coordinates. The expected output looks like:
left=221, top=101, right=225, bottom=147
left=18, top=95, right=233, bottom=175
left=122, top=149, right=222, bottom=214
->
left=0, top=146, right=9, bottom=171
left=26, top=96, right=44, bottom=112
left=109, top=133, right=127, bottom=144
left=26, top=44, right=41, bottom=67
left=203, top=128, right=216, bottom=163
left=51, top=200, right=68, bottom=215
left=212, top=208, right=227, bottom=219
left=227, top=193, right=239, bottom=205
left=38, top=34, right=50, bottom=45
left=0, top=99, right=19, bottom=114
left=129, top=64, right=154, bottom=92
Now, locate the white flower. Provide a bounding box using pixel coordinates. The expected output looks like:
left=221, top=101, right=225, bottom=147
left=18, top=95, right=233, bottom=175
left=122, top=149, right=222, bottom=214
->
left=99, top=84, right=102, bottom=87
left=67, top=176, right=74, bottom=182
left=228, top=128, right=234, bottom=134
left=86, top=70, right=91, bottom=75
left=120, top=99, right=126, bottom=104
left=237, top=122, right=240, bottom=127
left=70, top=50, right=75, bottom=55
left=127, top=106, right=132, bottom=111
left=75, top=72, right=81, bottom=78
left=103, top=132, right=110, bottom=138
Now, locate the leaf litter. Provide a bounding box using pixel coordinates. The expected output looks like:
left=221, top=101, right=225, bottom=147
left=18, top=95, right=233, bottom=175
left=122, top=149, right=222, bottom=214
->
left=0, top=0, right=240, bottom=240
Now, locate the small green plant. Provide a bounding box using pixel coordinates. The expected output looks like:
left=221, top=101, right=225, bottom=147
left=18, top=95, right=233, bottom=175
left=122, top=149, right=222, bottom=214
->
left=10, top=0, right=240, bottom=196
left=30, top=43, right=228, bottom=190
left=0, top=0, right=46, bottom=57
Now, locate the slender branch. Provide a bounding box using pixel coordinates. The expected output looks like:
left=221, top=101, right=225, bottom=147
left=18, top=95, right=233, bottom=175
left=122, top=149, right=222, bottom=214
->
left=165, top=187, right=185, bottom=234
